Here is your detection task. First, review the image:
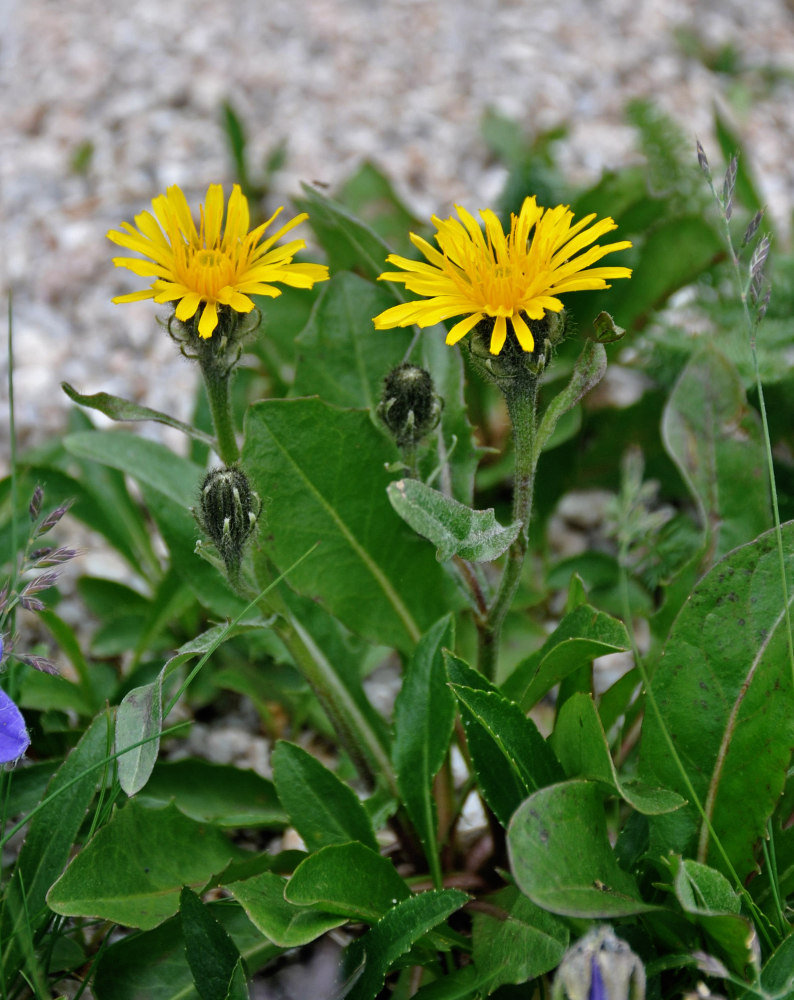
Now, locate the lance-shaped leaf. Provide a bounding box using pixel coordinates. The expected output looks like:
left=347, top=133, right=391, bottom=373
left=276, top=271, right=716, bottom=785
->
left=342, top=890, right=469, bottom=1000
left=242, top=398, right=453, bottom=651
left=62, top=382, right=216, bottom=448
left=508, top=780, right=657, bottom=918
left=639, top=521, right=794, bottom=880
left=533, top=340, right=607, bottom=459
left=387, top=479, right=521, bottom=562
left=116, top=677, right=163, bottom=796
left=180, top=887, right=248, bottom=1000
left=447, top=653, right=563, bottom=827
left=551, top=692, right=684, bottom=815
left=272, top=740, right=378, bottom=852
left=502, top=603, right=630, bottom=710
left=662, top=344, right=769, bottom=564
left=393, top=615, right=456, bottom=878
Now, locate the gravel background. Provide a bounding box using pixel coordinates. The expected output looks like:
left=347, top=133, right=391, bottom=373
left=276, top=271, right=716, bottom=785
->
left=2, top=0, right=794, bottom=467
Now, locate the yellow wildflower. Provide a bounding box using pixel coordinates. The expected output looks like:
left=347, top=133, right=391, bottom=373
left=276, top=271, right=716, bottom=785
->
left=108, top=183, right=329, bottom=339
left=373, top=196, right=632, bottom=354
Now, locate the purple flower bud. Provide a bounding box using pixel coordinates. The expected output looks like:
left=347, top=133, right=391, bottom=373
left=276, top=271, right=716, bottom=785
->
left=18, top=654, right=60, bottom=676
left=696, top=139, right=710, bottom=174
left=36, top=501, right=73, bottom=537
left=29, top=486, right=44, bottom=521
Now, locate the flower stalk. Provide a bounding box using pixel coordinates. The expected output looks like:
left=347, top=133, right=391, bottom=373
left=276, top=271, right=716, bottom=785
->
left=478, top=368, right=540, bottom=681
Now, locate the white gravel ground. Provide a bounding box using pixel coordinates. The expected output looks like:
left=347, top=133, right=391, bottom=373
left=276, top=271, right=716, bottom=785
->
left=2, top=0, right=794, bottom=465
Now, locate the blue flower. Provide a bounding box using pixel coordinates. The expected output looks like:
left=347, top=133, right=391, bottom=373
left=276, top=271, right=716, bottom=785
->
left=0, top=636, right=31, bottom=764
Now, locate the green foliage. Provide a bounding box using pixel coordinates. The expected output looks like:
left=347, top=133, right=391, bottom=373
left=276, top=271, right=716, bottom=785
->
left=5, top=112, right=793, bottom=1000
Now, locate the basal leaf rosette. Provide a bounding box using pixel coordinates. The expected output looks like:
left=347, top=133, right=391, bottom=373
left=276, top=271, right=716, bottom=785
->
left=373, top=196, right=632, bottom=356
left=108, top=183, right=329, bottom=339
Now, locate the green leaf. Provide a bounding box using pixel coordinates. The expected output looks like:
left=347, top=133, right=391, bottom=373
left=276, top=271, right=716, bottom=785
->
left=293, top=271, right=413, bottom=410
left=137, top=760, right=287, bottom=828
left=392, top=616, right=455, bottom=877
left=417, top=329, right=481, bottom=505
left=534, top=340, right=607, bottom=459
left=64, top=429, right=201, bottom=508
left=508, top=780, right=656, bottom=918
left=502, top=603, right=630, bottom=710
left=662, top=344, right=769, bottom=563
left=605, top=214, right=723, bottom=330
left=669, top=856, right=754, bottom=976
left=285, top=843, right=411, bottom=922
left=296, top=182, right=393, bottom=281
left=18, top=669, right=94, bottom=717
left=640, top=520, right=794, bottom=879
left=1, top=711, right=112, bottom=984
left=446, top=653, right=564, bottom=828
left=116, top=676, right=163, bottom=796
left=180, top=888, right=248, bottom=1000
left=47, top=801, right=238, bottom=930
left=761, top=933, right=794, bottom=998
left=272, top=740, right=378, bottom=852
left=227, top=871, right=345, bottom=947
left=342, top=890, right=469, bottom=1000
left=336, top=161, right=419, bottom=253
left=93, top=901, right=278, bottom=1000
left=242, top=397, right=453, bottom=650
left=61, top=382, right=216, bottom=447
left=387, top=479, right=521, bottom=562
left=551, top=692, right=685, bottom=815
left=471, top=886, right=569, bottom=989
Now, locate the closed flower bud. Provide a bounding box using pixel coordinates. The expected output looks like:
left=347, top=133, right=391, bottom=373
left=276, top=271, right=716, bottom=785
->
left=378, top=364, right=443, bottom=449
left=552, top=926, right=645, bottom=1000
left=195, top=466, right=260, bottom=578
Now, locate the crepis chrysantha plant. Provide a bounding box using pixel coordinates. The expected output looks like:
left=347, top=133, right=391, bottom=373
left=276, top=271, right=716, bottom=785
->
left=14, top=137, right=790, bottom=1000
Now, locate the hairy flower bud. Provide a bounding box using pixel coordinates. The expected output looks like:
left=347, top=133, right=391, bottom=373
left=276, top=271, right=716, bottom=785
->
left=469, top=309, right=567, bottom=382
left=195, top=466, right=260, bottom=577
left=377, top=364, right=443, bottom=449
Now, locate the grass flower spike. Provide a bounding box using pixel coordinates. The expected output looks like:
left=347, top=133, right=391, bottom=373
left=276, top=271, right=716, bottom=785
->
left=108, top=184, right=329, bottom=338
left=373, top=196, right=632, bottom=354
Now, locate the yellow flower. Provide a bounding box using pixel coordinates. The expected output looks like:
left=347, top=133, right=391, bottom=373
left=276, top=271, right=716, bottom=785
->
left=108, top=184, right=329, bottom=339
left=373, top=196, right=632, bottom=355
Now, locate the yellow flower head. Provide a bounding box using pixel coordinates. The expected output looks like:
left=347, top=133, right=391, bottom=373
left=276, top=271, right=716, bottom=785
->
left=108, top=183, right=329, bottom=339
left=373, top=196, right=632, bottom=355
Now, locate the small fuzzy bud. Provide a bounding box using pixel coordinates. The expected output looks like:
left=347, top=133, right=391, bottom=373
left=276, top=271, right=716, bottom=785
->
left=29, top=486, right=44, bottom=521
left=590, top=311, right=626, bottom=345
left=377, top=364, right=443, bottom=449
left=18, top=654, right=60, bottom=676
left=195, top=466, right=260, bottom=577
left=742, top=208, right=765, bottom=247
left=20, top=596, right=46, bottom=612
left=552, top=926, right=645, bottom=1000
left=722, top=155, right=738, bottom=220
left=30, top=546, right=77, bottom=568
left=22, top=571, right=60, bottom=597
left=36, top=501, right=73, bottom=537
left=696, top=139, right=710, bottom=175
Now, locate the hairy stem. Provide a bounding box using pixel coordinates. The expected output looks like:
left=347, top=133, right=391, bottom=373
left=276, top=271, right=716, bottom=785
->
left=478, top=375, right=539, bottom=681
